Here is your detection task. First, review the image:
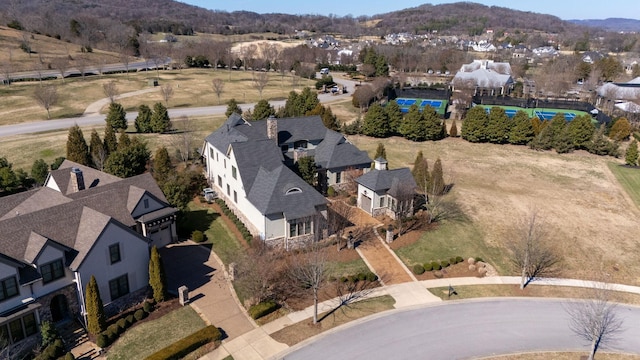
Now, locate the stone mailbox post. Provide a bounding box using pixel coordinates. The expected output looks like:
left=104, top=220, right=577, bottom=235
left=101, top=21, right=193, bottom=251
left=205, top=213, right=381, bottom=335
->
left=386, top=225, right=394, bottom=244
left=178, top=285, right=189, bottom=306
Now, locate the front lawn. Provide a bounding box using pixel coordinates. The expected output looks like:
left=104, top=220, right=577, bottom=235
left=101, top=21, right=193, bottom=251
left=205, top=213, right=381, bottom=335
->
left=394, top=220, right=509, bottom=275
left=106, top=305, right=206, bottom=360
left=607, top=162, right=640, bottom=208
left=180, top=201, right=245, bottom=265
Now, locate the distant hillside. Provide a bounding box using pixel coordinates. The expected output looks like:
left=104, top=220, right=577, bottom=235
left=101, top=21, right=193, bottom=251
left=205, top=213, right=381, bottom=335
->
left=0, top=0, right=593, bottom=50
left=568, top=18, right=640, bottom=32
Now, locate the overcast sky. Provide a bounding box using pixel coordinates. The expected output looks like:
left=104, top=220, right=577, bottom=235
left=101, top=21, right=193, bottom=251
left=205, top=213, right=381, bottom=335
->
left=180, top=0, right=638, bottom=20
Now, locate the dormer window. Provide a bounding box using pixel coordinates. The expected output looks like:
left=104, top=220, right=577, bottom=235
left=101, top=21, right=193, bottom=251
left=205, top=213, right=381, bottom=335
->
left=41, top=259, right=64, bottom=284
left=293, top=140, right=308, bottom=149
left=286, top=187, right=302, bottom=195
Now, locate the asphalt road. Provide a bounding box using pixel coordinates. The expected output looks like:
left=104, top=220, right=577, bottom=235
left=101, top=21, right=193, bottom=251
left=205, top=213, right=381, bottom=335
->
left=0, top=73, right=357, bottom=138
left=278, top=299, right=640, bottom=360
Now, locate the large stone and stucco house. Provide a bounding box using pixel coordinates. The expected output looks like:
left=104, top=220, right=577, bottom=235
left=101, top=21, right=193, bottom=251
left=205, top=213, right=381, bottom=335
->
left=0, top=160, right=176, bottom=346
left=202, top=114, right=372, bottom=247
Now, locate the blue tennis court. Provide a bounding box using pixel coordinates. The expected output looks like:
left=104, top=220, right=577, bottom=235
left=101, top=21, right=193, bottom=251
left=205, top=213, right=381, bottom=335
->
left=419, top=100, right=442, bottom=108
left=535, top=111, right=577, bottom=121
left=396, top=99, right=417, bottom=106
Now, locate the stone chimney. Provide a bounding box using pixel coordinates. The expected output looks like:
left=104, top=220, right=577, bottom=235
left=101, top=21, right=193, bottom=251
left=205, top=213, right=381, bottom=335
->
left=70, top=167, right=85, bottom=192
left=293, top=148, right=308, bottom=163
left=267, top=115, right=278, bottom=143
left=374, top=157, right=388, bottom=171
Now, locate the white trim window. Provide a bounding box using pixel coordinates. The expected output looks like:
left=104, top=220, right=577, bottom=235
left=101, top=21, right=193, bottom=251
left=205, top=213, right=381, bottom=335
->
left=289, top=218, right=312, bottom=237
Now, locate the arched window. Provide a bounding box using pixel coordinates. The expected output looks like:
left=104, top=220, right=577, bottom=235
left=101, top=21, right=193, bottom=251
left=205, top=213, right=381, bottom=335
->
left=286, top=187, right=302, bottom=195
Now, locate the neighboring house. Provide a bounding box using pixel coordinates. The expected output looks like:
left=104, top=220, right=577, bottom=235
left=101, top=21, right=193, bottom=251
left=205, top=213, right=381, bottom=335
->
left=203, top=114, right=372, bottom=246
left=0, top=161, right=176, bottom=346
left=452, top=60, right=514, bottom=96
left=355, top=158, right=417, bottom=220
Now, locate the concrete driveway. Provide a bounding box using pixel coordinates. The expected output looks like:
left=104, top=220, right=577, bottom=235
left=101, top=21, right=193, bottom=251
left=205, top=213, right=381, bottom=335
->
left=160, top=241, right=256, bottom=340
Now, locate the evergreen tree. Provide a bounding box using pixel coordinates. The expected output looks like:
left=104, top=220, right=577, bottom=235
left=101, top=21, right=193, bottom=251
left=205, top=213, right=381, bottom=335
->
left=225, top=98, right=242, bottom=118
left=567, top=115, right=596, bottom=150
left=609, top=117, right=632, bottom=141
left=530, top=124, right=555, bottom=151
left=385, top=101, right=403, bottom=135
left=625, top=140, right=638, bottom=166
left=412, top=151, right=429, bottom=191
left=31, top=159, right=49, bottom=186
left=134, top=104, right=153, bottom=133
left=399, top=104, right=426, bottom=141
left=117, top=131, right=131, bottom=151
left=152, top=147, right=173, bottom=185
left=306, top=104, right=340, bottom=131
left=85, top=275, right=106, bottom=335
left=449, top=119, right=458, bottom=137
left=50, top=157, right=65, bottom=170
left=300, top=87, right=320, bottom=114
left=296, top=157, right=317, bottom=186
left=151, top=102, right=171, bottom=133
left=509, top=111, right=535, bottom=145
left=361, top=103, right=391, bottom=138
left=105, top=102, right=127, bottom=131
left=374, top=143, right=387, bottom=160
left=461, top=106, right=489, bottom=143
left=89, top=130, right=105, bottom=169
left=149, top=246, right=167, bottom=303
left=531, top=117, right=544, bottom=136
left=66, top=125, right=90, bottom=166
left=252, top=99, right=275, bottom=120
left=423, top=106, right=444, bottom=140
left=430, top=158, right=445, bottom=195
left=281, top=91, right=301, bottom=117
left=587, top=126, right=619, bottom=156
left=103, top=125, right=118, bottom=156
left=104, top=137, right=150, bottom=178
left=486, top=107, right=511, bottom=144
left=547, top=114, right=568, bottom=145
left=554, top=128, right=574, bottom=154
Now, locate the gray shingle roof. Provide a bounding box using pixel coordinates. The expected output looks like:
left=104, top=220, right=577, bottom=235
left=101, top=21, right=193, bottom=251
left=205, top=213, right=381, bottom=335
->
left=49, top=160, right=121, bottom=195
left=356, top=168, right=417, bottom=196
left=0, top=161, right=172, bottom=280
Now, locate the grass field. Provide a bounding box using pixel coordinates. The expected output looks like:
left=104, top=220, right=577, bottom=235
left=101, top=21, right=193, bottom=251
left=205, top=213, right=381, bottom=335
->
left=106, top=305, right=206, bottom=360
left=429, top=284, right=640, bottom=305
left=484, top=353, right=640, bottom=360
left=607, top=162, right=640, bottom=208
left=0, top=68, right=315, bottom=125
left=349, top=135, right=640, bottom=285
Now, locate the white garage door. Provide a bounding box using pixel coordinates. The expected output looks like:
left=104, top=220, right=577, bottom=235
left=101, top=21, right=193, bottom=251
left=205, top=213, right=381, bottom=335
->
left=149, top=224, right=172, bottom=248
left=360, top=194, right=372, bottom=214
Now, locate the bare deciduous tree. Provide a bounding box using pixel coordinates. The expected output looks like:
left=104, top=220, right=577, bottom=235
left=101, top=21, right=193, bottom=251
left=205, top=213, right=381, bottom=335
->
left=102, top=81, right=119, bottom=103
left=252, top=71, right=269, bottom=99
left=288, top=218, right=330, bottom=324
left=508, top=210, right=561, bottom=289
left=566, top=283, right=624, bottom=360
left=76, top=54, right=89, bottom=79
left=33, top=85, right=58, bottom=119
left=160, top=83, right=174, bottom=107
left=51, top=57, right=69, bottom=82
left=211, top=78, right=225, bottom=105
left=169, top=115, right=195, bottom=163
left=327, top=200, right=354, bottom=251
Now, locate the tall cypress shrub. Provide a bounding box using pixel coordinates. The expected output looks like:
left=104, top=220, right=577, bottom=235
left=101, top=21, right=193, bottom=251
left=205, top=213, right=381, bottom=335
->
left=86, top=275, right=106, bottom=335
left=149, top=246, right=167, bottom=303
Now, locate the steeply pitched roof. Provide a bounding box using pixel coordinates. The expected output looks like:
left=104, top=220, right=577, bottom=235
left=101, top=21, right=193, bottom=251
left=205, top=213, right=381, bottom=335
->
left=315, top=130, right=372, bottom=169
left=0, top=161, right=171, bottom=276
left=356, top=168, right=417, bottom=197
left=48, top=160, right=121, bottom=195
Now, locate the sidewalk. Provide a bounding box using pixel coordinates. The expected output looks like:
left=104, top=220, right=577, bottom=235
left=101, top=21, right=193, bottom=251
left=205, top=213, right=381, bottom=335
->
left=202, top=274, right=640, bottom=360
left=355, top=226, right=415, bottom=285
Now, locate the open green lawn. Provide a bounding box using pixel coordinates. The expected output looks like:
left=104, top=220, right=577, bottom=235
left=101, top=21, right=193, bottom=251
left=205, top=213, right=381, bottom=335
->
left=607, top=162, right=640, bottom=208
left=395, top=219, right=509, bottom=274
left=106, top=305, right=206, bottom=360
left=328, top=258, right=370, bottom=278
left=181, top=201, right=245, bottom=266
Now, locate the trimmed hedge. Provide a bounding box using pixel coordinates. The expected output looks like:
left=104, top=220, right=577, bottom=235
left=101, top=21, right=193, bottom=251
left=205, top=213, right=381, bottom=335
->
left=216, top=199, right=253, bottom=243
left=413, top=264, right=425, bottom=275
left=144, top=325, right=222, bottom=360
left=431, top=261, right=441, bottom=271
left=249, top=300, right=279, bottom=320
left=424, top=263, right=433, bottom=271
left=134, top=309, right=147, bottom=321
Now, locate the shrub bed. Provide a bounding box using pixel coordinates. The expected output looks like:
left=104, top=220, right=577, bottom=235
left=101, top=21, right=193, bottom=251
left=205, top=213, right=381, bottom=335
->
left=413, top=264, right=425, bottom=275
left=215, top=199, right=253, bottom=243
left=249, top=300, right=280, bottom=320
left=144, top=325, right=222, bottom=360
left=97, top=299, right=156, bottom=348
